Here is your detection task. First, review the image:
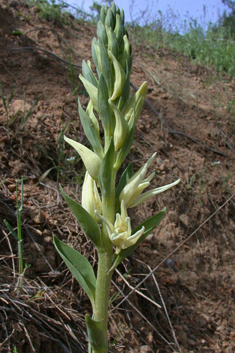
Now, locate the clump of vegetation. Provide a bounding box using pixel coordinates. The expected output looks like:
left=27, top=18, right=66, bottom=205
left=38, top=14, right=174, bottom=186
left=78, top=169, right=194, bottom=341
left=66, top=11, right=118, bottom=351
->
left=32, top=0, right=71, bottom=23
left=128, top=17, right=235, bottom=77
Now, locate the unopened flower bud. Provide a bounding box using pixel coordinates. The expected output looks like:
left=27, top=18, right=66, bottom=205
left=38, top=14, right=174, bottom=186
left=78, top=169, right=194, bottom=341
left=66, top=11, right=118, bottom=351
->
left=123, top=81, right=147, bottom=126
left=109, top=51, right=126, bottom=101
left=79, top=75, right=98, bottom=111
left=106, top=25, right=119, bottom=58
left=86, top=100, right=100, bottom=141
left=105, top=8, right=115, bottom=30
left=97, top=20, right=108, bottom=46
left=82, top=171, right=102, bottom=221
left=114, top=14, right=124, bottom=45
left=64, top=136, right=101, bottom=181
left=109, top=100, right=128, bottom=150
left=119, top=35, right=131, bottom=69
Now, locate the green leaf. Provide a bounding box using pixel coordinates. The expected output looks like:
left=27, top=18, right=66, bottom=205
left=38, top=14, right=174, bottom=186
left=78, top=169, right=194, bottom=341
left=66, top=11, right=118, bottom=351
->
left=82, top=60, right=98, bottom=88
left=53, top=236, right=96, bottom=307
left=109, top=208, right=166, bottom=272
left=78, top=100, right=104, bottom=159
left=118, top=64, right=130, bottom=110
left=85, top=314, right=106, bottom=352
left=114, top=121, right=135, bottom=170
left=91, top=38, right=100, bottom=78
left=111, top=2, right=116, bottom=17
left=106, top=26, right=119, bottom=59
left=99, top=43, right=113, bottom=93
left=97, top=20, right=108, bottom=46
left=115, top=162, right=133, bottom=209
left=99, top=6, right=106, bottom=24
left=114, top=14, right=124, bottom=46
left=60, top=185, right=102, bottom=249
left=4, top=219, right=18, bottom=240
left=98, top=139, right=115, bottom=200
left=98, top=75, right=114, bottom=135
left=11, top=30, right=24, bottom=36
left=105, top=8, right=114, bottom=30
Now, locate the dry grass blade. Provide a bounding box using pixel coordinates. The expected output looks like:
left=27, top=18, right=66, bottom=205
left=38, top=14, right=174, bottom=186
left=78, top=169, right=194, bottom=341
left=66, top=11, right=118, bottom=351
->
left=114, top=268, right=161, bottom=309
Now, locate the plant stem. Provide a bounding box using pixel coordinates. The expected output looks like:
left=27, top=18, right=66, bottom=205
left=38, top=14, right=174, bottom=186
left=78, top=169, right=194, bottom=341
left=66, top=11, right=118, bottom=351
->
left=90, top=167, right=116, bottom=352
left=92, top=247, right=113, bottom=353
left=16, top=179, right=23, bottom=275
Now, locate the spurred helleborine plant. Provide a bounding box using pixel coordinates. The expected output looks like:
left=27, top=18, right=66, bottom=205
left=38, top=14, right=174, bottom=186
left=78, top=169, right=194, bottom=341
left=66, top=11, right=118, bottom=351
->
left=53, top=3, right=180, bottom=352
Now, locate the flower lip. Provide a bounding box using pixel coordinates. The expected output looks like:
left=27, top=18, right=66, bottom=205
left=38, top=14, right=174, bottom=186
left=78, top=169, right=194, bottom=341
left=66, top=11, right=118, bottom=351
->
left=95, top=200, right=145, bottom=254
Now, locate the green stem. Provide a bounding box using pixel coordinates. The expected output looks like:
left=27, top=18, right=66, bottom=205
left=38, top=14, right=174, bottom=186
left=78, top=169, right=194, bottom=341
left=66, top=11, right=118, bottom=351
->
left=16, top=179, right=23, bottom=275
left=92, top=246, right=113, bottom=353
left=17, top=209, right=23, bottom=275
left=90, top=168, right=116, bottom=352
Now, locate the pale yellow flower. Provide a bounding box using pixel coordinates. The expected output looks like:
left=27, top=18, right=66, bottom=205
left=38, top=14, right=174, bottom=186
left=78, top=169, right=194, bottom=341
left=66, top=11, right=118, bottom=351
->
left=82, top=171, right=102, bottom=222
left=108, top=51, right=126, bottom=101
left=95, top=200, right=145, bottom=254
left=64, top=136, right=101, bottom=181
left=123, top=81, right=147, bottom=126
left=120, top=153, right=180, bottom=208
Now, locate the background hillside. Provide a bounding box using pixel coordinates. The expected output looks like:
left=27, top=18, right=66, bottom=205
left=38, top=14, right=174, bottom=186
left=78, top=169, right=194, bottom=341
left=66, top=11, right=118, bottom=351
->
left=0, top=1, right=235, bottom=352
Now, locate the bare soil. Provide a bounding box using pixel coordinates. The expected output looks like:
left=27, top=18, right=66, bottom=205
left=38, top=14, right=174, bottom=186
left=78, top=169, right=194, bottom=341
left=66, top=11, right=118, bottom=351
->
left=0, top=2, right=235, bottom=353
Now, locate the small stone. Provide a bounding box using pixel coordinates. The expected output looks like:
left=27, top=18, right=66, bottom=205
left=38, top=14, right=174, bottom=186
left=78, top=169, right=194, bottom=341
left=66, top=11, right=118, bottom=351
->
left=188, top=338, right=197, bottom=346
left=146, top=233, right=154, bottom=241
left=156, top=157, right=164, bottom=166
left=164, top=259, right=175, bottom=269
left=162, top=240, right=175, bottom=249
left=168, top=211, right=178, bottom=223
left=29, top=206, right=45, bottom=224
left=8, top=183, right=17, bottom=192
left=43, top=236, right=52, bottom=243
left=179, top=214, right=190, bottom=227
left=132, top=315, right=141, bottom=325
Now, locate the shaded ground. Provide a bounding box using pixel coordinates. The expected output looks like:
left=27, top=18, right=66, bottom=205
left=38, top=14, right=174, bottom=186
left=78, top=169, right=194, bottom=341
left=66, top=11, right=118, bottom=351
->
left=0, top=2, right=235, bottom=352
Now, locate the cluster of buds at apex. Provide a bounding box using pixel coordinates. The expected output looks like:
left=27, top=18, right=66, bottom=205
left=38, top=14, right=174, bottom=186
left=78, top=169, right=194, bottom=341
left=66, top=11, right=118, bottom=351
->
left=91, top=2, right=132, bottom=109
left=120, top=153, right=181, bottom=208
left=82, top=171, right=102, bottom=222
left=95, top=200, right=145, bottom=254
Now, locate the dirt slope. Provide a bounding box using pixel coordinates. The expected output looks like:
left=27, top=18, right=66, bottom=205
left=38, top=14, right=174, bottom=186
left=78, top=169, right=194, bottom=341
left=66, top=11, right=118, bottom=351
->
left=0, top=2, right=235, bottom=352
